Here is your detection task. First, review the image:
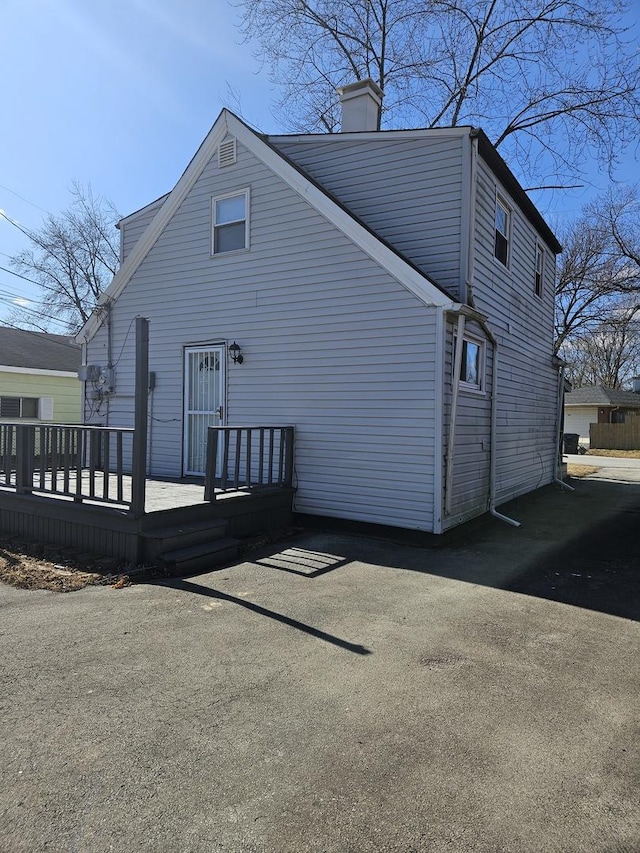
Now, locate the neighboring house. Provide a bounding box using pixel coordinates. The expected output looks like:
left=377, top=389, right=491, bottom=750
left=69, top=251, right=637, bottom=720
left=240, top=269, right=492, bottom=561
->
left=564, top=383, right=640, bottom=446
left=77, top=79, right=562, bottom=533
left=0, top=327, right=82, bottom=424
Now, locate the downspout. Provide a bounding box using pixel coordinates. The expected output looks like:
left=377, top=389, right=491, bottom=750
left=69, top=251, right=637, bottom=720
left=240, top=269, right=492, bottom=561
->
left=554, top=365, right=575, bottom=492
left=433, top=306, right=445, bottom=533
left=444, top=313, right=465, bottom=517
left=488, top=339, right=521, bottom=526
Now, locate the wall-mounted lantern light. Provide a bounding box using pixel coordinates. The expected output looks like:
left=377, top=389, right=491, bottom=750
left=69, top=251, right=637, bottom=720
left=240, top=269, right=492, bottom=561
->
left=228, top=341, right=244, bottom=365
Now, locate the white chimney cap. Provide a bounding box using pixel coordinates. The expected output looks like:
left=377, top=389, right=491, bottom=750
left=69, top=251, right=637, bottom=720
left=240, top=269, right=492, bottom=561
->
left=337, top=78, right=383, bottom=132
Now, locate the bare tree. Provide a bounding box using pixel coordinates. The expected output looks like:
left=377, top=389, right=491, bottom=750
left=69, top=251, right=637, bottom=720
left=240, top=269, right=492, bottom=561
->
left=8, top=184, right=120, bottom=334
left=555, top=187, right=640, bottom=356
left=238, top=0, right=640, bottom=187
left=564, top=304, right=640, bottom=388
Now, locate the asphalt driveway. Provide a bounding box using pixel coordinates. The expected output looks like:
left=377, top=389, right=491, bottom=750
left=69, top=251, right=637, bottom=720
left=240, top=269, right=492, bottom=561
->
left=1, top=478, right=639, bottom=853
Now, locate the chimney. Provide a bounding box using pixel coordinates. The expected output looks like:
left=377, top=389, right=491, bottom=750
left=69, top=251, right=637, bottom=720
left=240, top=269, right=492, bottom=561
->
left=632, top=376, right=640, bottom=394
left=337, top=79, right=383, bottom=132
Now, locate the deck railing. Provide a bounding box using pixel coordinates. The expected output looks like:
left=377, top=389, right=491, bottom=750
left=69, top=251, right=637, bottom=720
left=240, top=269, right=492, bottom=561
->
left=0, top=423, right=136, bottom=509
left=204, top=426, right=295, bottom=501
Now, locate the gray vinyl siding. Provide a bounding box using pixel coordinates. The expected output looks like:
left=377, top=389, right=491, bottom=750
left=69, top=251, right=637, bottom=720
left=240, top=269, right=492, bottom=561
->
left=119, top=196, right=168, bottom=262
left=441, top=319, right=493, bottom=529
left=86, top=138, right=439, bottom=531
left=471, top=158, right=558, bottom=505
left=273, top=136, right=465, bottom=299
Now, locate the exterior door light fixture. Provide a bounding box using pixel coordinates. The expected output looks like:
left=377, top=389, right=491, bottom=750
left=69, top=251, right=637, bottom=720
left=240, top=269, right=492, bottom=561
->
left=228, top=341, right=244, bottom=365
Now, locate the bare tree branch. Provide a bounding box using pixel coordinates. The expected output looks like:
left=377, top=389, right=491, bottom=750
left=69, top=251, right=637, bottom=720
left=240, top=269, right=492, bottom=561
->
left=8, top=184, right=120, bottom=334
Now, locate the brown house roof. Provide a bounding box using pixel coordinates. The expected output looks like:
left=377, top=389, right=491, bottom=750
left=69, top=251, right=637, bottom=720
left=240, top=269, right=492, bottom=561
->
left=565, top=385, right=640, bottom=408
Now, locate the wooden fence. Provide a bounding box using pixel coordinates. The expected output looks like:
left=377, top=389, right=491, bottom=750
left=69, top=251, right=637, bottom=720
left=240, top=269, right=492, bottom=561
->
left=590, top=422, right=640, bottom=451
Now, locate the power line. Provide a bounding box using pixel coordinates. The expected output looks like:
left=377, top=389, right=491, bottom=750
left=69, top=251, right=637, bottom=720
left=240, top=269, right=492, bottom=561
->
left=0, top=183, right=50, bottom=215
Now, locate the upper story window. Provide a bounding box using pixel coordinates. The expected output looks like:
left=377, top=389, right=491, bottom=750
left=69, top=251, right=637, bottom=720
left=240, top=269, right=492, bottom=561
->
left=535, top=244, right=544, bottom=297
left=212, top=189, right=249, bottom=255
left=0, top=396, right=39, bottom=419
left=494, top=196, right=510, bottom=266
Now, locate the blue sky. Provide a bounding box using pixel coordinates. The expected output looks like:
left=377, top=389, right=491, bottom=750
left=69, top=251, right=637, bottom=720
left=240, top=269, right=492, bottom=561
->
left=1, top=0, right=638, bottom=328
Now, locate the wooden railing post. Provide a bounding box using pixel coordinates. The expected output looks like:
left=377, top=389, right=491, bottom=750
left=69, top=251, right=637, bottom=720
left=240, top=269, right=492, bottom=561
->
left=284, top=427, right=294, bottom=487
left=204, top=426, right=219, bottom=501
left=131, top=317, right=149, bottom=515
left=15, top=425, right=34, bottom=494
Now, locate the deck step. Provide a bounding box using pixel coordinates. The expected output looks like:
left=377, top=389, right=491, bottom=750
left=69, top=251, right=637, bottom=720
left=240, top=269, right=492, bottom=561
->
left=142, top=519, right=228, bottom=554
left=159, top=537, right=240, bottom=574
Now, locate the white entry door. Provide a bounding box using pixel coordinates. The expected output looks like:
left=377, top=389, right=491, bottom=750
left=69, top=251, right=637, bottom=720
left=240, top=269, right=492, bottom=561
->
left=184, top=345, right=225, bottom=476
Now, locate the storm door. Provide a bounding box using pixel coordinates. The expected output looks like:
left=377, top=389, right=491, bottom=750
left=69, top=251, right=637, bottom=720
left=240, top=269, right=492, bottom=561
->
left=183, top=345, right=225, bottom=476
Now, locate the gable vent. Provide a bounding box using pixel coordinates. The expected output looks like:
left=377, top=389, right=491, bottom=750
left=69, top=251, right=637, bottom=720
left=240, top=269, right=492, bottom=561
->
left=218, top=138, right=237, bottom=168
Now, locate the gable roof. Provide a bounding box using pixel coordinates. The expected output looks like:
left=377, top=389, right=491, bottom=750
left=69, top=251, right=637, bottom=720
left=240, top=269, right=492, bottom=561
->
left=0, top=327, right=80, bottom=372
left=76, top=110, right=455, bottom=343
left=565, top=385, right=640, bottom=408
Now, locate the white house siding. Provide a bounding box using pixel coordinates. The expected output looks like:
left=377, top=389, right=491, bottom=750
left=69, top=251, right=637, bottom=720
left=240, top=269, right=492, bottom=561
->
left=440, top=318, right=493, bottom=530
left=272, top=135, right=465, bottom=299
left=86, top=138, right=441, bottom=531
left=119, top=196, right=168, bottom=262
left=564, top=407, right=598, bottom=445
left=471, top=158, right=558, bottom=505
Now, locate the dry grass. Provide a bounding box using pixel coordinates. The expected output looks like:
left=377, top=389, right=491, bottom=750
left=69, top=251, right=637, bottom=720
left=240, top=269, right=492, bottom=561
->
left=586, top=449, right=640, bottom=459
left=0, top=540, right=132, bottom=593
left=567, top=464, right=600, bottom=478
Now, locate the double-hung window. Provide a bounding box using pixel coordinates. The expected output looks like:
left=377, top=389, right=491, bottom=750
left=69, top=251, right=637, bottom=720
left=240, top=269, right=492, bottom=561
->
left=534, top=244, right=544, bottom=297
left=212, top=189, right=249, bottom=255
left=494, top=196, right=510, bottom=266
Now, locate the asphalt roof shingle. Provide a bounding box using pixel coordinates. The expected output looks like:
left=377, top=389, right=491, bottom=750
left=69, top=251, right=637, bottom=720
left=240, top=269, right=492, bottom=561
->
left=0, top=327, right=81, bottom=372
left=565, top=384, right=640, bottom=407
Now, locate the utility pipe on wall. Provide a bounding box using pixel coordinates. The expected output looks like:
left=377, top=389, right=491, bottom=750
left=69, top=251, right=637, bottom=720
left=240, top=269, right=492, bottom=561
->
left=444, top=313, right=466, bottom=516
left=554, top=365, right=575, bottom=492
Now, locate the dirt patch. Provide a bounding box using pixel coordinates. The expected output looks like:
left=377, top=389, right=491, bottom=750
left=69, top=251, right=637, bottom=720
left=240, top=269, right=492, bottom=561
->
left=587, top=449, right=640, bottom=458
left=567, top=463, right=600, bottom=478
left=0, top=539, right=136, bottom=593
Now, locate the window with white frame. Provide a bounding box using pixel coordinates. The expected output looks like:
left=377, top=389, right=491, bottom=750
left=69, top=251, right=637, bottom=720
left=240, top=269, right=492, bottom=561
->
left=0, top=396, right=39, bottom=418
left=454, top=335, right=484, bottom=391
left=494, top=196, right=510, bottom=266
left=534, top=244, right=544, bottom=297
left=212, top=190, right=249, bottom=255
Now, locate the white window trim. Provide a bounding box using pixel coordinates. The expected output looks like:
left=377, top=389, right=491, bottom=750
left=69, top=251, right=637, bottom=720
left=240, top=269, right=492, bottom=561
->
left=211, top=188, right=250, bottom=257
left=454, top=332, right=486, bottom=394
left=494, top=193, right=511, bottom=269
left=534, top=242, right=544, bottom=298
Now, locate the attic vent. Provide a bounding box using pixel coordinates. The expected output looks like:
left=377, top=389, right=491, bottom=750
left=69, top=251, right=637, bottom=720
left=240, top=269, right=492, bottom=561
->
left=218, top=138, right=237, bottom=168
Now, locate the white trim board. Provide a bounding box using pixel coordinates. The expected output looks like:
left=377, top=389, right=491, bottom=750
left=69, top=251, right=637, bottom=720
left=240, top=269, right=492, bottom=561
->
left=76, top=110, right=454, bottom=344
left=0, top=366, right=78, bottom=378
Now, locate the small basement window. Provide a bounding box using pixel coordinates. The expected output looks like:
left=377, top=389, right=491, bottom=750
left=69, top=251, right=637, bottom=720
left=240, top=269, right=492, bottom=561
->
left=535, top=244, right=544, bottom=297
left=494, top=196, right=510, bottom=266
left=212, top=190, right=249, bottom=255
left=0, top=396, right=39, bottom=418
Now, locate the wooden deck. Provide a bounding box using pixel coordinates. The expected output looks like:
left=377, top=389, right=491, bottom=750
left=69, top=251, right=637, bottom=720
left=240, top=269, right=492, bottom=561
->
left=0, top=421, right=295, bottom=568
